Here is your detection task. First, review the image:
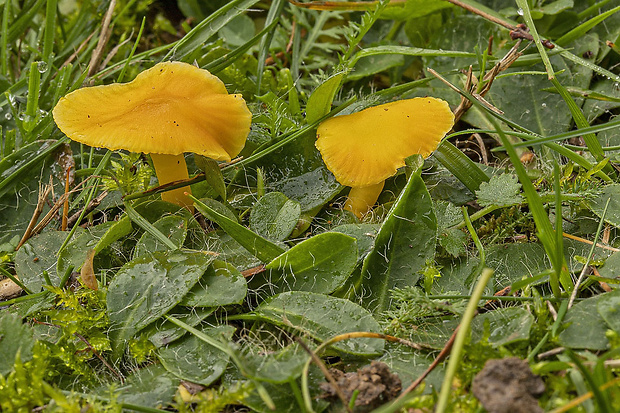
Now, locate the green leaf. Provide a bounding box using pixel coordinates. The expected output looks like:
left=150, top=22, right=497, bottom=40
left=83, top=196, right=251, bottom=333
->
left=15, top=230, right=76, bottom=292
left=157, top=325, right=235, bottom=386
left=435, top=140, right=489, bottom=193
left=250, top=192, right=301, bottom=241
left=360, top=168, right=437, bottom=312
left=180, top=260, right=247, bottom=307
left=114, top=364, right=178, bottom=408
left=242, top=343, right=308, bottom=383
left=305, top=73, right=345, bottom=124
left=134, top=215, right=188, bottom=259
left=264, top=232, right=358, bottom=294
left=107, top=250, right=214, bottom=357
left=476, top=174, right=523, bottom=207
left=589, top=184, right=620, bottom=228
left=144, top=306, right=215, bottom=348
left=193, top=196, right=285, bottom=263
left=0, top=312, right=35, bottom=376
left=331, top=223, right=380, bottom=262
left=470, top=307, right=533, bottom=346
left=254, top=291, right=384, bottom=356
left=597, top=289, right=620, bottom=335
left=559, top=294, right=610, bottom=350
left=379, top=0, right=452, bottom=20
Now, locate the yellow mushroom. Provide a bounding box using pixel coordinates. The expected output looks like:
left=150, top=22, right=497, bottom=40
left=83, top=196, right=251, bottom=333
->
left=315, top=97, right=454, bottom=218
left=52, top=61, right=252, bottom=210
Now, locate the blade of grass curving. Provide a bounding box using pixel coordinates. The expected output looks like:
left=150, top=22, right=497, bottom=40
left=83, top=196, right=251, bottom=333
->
left=206, top=19, right=280, bottom=74
left=349, top=46, right=477, bottom=68
left=578, top=0, right=615, bottom=19
left=43, top=0, right=57, bottom=64
left=221, top=96, right=356, bottom=172
left=165, top=0, right=259, bottom=61
left=490, top=114, right=566, bottom=297
left=497, top=116, right=620, bottom=150
left=558, top=47, right=620, bottom=83
left=116, top=16, right=145, bottom=83
left=164, top=314, right=276, bottom=410
left=550, top=77, right=608, bottom=165
left=7, top=0, right=46, bottom=44
left=435, top=268, right=493, bottom=412
left=191, top=195, right=285, bottom=263
left=1, top=0, right=10, bottom=77
left=514, top=0, right=554, bottom=78
left=435, top=140, right=489, bottom=193
left=255, top=0, right=286, bottom=93
left=556, top=5, right=620, bottom=46
left=123, top=202, right=178, bottom=251
left=428, top=69, right=612, bottom=182
left=566, top=350, right=614, bottom=412
left=518, top=2, right=612, bottom=170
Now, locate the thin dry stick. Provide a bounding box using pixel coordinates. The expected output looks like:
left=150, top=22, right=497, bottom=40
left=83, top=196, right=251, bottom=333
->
left=87, top=0, right=116, bottom=77
left=295, top=336, right=353, bottom=413
left=549, top=377, right=620, bottom=413
left=61, top=166, right=72, bottom=231
left=66, top=190, right=109, bottom=228
left=16, top=177, right=54, bottom=250
left=393, top=325, right=460, bottom=404
left=562, top=232, right=620, bottom=253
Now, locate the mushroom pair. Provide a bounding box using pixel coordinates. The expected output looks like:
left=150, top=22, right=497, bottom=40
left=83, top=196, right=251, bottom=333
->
left=315, top=98, right=455, bottom=218
left=53, top=62, right=252, bottom=210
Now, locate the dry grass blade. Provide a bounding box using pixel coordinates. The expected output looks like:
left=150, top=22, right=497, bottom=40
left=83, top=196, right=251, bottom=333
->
left=87, top=0, right=116, bottom=77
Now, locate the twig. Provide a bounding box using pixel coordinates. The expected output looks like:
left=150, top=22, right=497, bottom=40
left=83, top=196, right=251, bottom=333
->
left=88, top=0, right=116, bottom=77
left=393, top=325, right=459, bottom=403
left=66, top=190, right=109, bottom=228
left=295, top=336, right=353, bottom=413
left=16, top=177, right=54, bottom=250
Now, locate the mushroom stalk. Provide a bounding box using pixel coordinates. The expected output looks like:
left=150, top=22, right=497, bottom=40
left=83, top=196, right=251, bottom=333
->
left=344, top=181, right=384, bottom=219
left=150, top=153, right=194, bottom=211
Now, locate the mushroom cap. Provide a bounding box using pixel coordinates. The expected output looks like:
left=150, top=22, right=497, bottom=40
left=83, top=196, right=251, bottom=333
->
left=315, top=98, right=454, bottom=187
left=53, top=62, right=252, bottom=161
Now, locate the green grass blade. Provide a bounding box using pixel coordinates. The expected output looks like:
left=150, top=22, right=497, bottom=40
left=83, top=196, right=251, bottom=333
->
left=116, top=16, right=146, bottom=83
left=255, top=0, right=286, bottom=93
left=550, top=78, right=607, bottom=164
left=434, top=140, right=489, bottom=193
left=556, top=5, right=620, bottom=46
left=206, top=19, right=280, bottom=74
left=165, top=0, right=259, bottom=61
left=515, top=0, right=555, bottom=78
left=435, top=268, right=494, bottom=412
left=490, top=116, right=565, bottom=297
left=8, top=0, right=46, bottom=44
left=191, top=195, right=285, bottom=263
left=1, top=0, right=10, bottom=77
left=350, top=46, right=477, bottom=68
left=123, top=202, right=179, bottom=251
left=43, top=0, right=57, bottom=64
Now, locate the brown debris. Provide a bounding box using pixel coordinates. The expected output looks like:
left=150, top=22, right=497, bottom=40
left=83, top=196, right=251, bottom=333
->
left=319, top=361, right=402, bottom=411
left=472, top=357, right=545, bottom=413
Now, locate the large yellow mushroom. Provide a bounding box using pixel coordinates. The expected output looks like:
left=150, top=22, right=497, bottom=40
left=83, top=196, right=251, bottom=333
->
left=53, top=61, right=252, bottom=210
left=315, top=97, right=454, bottom=218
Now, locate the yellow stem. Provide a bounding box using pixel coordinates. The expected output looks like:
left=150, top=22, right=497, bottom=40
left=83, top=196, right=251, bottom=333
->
left=344, top=181, right=384, bottom=219
left=150, top=153, right=194, bottom=212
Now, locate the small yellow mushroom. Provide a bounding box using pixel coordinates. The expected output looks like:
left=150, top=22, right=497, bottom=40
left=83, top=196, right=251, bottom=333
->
left=53, top=61, right=252, bottom=210
left=315, top=98, right=454, bottom=218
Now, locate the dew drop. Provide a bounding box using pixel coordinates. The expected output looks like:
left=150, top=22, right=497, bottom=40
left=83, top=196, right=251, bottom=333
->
left=37, top=61, right=48, bottom=73
left=4, top=113, right=12, bottom=120
left=517, top=8, right=524, bottom=16
left=541, top=103, right=547, bottom=108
